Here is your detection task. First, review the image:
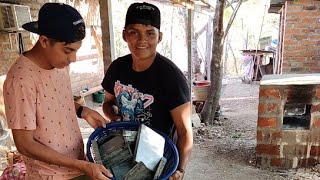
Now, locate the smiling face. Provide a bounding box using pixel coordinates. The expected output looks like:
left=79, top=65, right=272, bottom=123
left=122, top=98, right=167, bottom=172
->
left=123, top=24, right=162, bottom=62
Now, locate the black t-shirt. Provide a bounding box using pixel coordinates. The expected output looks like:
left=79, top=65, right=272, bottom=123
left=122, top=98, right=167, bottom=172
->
left=101, top=53, right=190, bottom=136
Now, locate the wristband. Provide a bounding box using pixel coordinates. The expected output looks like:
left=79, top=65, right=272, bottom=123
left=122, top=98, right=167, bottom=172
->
left=177, top=167, right=185, bottom=174
left=77, top=106, right=84, bottom=118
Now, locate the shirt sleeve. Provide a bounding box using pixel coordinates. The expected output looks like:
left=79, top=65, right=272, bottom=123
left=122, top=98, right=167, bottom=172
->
left=4, top=75, right=37, bottom=130
left=101, top=62, right=116, bottom=95
left=166, top=68, right=191, bottom=110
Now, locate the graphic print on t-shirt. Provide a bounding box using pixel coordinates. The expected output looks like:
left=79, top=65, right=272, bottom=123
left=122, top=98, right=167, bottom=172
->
left=114, top=81, right=154, bottom=125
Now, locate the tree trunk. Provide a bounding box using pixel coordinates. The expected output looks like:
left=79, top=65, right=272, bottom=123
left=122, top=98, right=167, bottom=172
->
left=204, top=17, right=213, bottom=79
left=201, top=0, right=225, bottom=125
left=223, top=34, right=229, bottom=75
left=201, top=32, right=224, bottom=125
left=200, top=0, right=242, bottom=125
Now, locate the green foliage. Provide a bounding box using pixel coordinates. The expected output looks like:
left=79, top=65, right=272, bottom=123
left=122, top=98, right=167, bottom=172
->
left=223, top=7, right=233, bottom=24
left=231, top=133, right=241, bottom=139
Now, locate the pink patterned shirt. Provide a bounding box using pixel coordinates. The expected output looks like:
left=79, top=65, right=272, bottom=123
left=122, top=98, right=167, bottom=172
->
left=4, top=55, right=84, bottom=179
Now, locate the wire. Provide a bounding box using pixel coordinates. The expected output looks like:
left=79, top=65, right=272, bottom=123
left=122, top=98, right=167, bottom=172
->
left=253, top=0, right=268, bottom=81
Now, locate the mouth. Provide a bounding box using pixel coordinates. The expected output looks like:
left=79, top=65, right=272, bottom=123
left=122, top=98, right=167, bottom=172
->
left=136, top=46, right=148, bottom=49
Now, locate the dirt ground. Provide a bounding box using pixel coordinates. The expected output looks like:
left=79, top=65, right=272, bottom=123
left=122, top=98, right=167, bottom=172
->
left=184, top=78, right=320, bottom=180
left=80, top=78, right=320, bottom=180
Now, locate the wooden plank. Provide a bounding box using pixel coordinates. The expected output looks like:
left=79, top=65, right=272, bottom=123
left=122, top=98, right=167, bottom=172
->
left=91, top=26, right=103, bottom=60
left=268, top=0, right=285, bottom=13
left=80, top=85, right=103, bottom=97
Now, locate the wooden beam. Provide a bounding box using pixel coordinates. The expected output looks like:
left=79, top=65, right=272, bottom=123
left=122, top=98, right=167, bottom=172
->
left=268, top=0, right=285, bottom=14
left=90, top=26, right=103, bottom=60
left=187, top=9, right=193, bottom=83
left=171, top=0, right=195, bottom=9
left=99, top=0, right=115, bottom=74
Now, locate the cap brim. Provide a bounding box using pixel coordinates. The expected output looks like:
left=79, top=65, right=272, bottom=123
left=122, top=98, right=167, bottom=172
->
left=22, top=21, right=39, bottom=34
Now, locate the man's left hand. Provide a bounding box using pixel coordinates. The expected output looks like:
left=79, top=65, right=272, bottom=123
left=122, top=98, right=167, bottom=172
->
left=169, top=170, right=184, bottom=180
left=81, top=107, right=110, bottom=129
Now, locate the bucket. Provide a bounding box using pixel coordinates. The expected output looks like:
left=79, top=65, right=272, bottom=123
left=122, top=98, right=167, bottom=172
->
left=192, top=81, right=227, bottom=101
left=86, top=121, right=179, bottom=180
left=93, top=90, right=105, bottom=103
left=192, top=85, right=209, bottom=101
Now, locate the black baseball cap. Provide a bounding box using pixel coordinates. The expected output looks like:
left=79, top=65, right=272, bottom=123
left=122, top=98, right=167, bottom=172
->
left=22, top=3, right=85, bottom=43
left=125, top=2, right=161, bottom=29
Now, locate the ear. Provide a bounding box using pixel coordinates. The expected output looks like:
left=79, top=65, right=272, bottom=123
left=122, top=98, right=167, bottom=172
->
left=122, top=30, right=127, bottom=42
left=158, top=32, right=163, bottom=43
left=39, top=35, right=49, bottom=48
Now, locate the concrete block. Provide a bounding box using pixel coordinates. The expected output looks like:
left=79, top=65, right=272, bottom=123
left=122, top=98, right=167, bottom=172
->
left=192, top=105, right=196, bottom=114
left=191, top=113, right=201, bottom=128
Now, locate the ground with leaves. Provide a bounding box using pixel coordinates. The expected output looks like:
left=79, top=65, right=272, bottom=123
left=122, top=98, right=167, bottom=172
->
left=185, top=78, right=320, bottom=180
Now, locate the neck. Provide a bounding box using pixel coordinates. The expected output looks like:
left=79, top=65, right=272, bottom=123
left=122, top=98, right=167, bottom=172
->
left=132, top=53, right=156, bottom=72
left=24, top=42, right=54, bottom=70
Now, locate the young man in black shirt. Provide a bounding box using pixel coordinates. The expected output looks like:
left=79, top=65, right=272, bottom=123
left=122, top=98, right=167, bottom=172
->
left=102, top=2, right=193, bottom=179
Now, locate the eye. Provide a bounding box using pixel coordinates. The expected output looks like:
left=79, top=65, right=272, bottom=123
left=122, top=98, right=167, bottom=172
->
left=147, top=31, right=156, bottom=37
left=64, top=49, right=72, bottom=54
left=64, top=47, right=74, bottom=54
left=127, top=30, right=139, bottom=37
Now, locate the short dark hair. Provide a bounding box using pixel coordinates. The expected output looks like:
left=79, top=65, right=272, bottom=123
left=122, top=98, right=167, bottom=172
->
left=47, top=38, right=66, bottom=46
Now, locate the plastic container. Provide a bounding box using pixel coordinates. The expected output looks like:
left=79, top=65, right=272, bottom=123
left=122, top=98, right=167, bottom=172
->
left=93, top=90, right=105, bottom=103
left=194, top=80, right=210, bottom=86
left=86, top=121, right=179, bottom=180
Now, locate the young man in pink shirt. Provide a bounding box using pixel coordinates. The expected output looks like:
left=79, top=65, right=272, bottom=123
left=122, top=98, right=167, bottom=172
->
left=4, top=3, right=112, bottom=180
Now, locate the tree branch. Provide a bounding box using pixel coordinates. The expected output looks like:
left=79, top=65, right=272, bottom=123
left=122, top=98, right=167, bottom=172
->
left=195, top=24, right=208, bottom=39
left=199, top=0, right=214, bottom=9
left=223, top=0, right=243, bottom=41
left=225, top=0, right=248, bottom=8
left=217, top=0, right=225, bottom=34
left=226, top=0, right=235, bottom=10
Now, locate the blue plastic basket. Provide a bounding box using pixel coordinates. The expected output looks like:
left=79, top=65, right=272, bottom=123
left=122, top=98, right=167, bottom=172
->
left=86, top=121, right=179, bottom=180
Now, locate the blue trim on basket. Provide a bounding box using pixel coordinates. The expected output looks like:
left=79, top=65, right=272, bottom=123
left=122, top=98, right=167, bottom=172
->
left=86, top=121, right=179, bottom=180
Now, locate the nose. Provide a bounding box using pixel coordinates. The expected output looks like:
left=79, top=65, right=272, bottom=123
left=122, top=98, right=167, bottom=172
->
left=68, top=53, right=77, bottom=63
left=137, top=33, right=147, bottom=42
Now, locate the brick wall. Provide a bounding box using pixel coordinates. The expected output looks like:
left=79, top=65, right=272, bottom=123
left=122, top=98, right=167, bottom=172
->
left=257, top=74, right=320, bottom=169
left=282, top=1, right=320, bottom=73
left=0, top=0, right=47, bottom=75
left=0, top=0, right=104, bottom=95
left=0, top=0, right=104, bottom=126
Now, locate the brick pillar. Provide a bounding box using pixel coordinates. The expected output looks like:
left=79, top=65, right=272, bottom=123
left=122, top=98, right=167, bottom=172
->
left=282, top=1, right=320, bottom=73
left=257, top=83, right=320, bottom=169
left=256, top=87, right=282, bottom=168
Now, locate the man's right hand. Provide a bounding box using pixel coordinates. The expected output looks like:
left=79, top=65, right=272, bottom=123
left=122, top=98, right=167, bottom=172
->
left=77, top=161, right=113, bottom=180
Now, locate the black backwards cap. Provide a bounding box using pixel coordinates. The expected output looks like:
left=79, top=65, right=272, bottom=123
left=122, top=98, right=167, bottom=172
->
left=125, top=2, right=161, bottom=29
left=22, top=3, right=85, bottom=43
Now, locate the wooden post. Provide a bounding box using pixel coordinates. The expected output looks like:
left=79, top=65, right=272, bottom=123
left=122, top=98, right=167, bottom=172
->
left=99, top=0, right=115, bottom=74
left=188, top=9, right=193, bottom=116
left=187, top=9, right=193, bottom=84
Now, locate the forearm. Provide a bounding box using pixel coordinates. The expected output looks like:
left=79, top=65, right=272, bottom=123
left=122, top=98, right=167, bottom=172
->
left=74, top=102, right=81, bottom=110
left=102, top=102, right=120, bottom=121
left=176, top=129, right=193, bottom=170
left=16, top=138, right=84, bottom=170
left=12, top=125, right=111, bottom=178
